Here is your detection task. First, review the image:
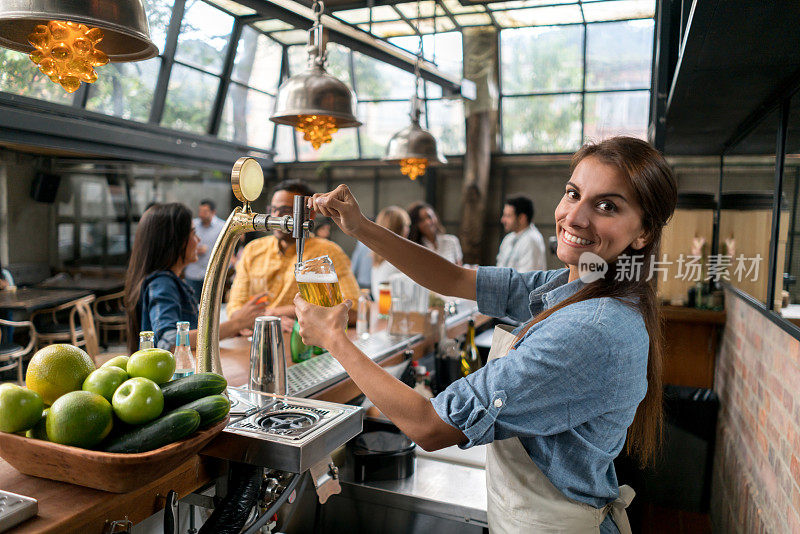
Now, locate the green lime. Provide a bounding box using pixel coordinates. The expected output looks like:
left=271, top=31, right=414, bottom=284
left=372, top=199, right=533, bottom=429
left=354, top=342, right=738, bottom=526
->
left=101, top=355, right=130, bottom=372
left=83, top=366, right=129, bottom=402
left=46, top=390, right=113, bottom=448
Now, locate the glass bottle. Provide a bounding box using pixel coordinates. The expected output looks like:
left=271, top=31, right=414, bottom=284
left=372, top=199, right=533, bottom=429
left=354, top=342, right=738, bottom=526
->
left=289, top=321, right=325, bottom=363
left=460, top=319, right=481, bottom=377
left=172, top=321, right=195, bottom=379
left=138, top=330, right=155, bottom=350
left=356, top=288, right=371, bottom=339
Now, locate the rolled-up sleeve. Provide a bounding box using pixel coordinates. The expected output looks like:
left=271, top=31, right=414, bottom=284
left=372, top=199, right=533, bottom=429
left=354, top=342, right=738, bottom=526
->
left=476, top=266, right=565, bottom=322
left=431, top=300, right=649, bottom=449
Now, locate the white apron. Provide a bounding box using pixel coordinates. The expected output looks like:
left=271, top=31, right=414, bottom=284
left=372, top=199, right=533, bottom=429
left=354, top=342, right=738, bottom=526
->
left=485, top=324, right=635, bottom=534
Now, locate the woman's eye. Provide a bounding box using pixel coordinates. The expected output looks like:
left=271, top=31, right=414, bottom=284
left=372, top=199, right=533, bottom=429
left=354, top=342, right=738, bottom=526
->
left=566, top=190, right=578, bottom=200
left=598, top=200, right=617, bottom=212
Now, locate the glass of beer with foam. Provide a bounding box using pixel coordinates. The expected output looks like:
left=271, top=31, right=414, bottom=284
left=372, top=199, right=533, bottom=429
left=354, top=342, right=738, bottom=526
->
left=295, top=255, right=343, bottom=308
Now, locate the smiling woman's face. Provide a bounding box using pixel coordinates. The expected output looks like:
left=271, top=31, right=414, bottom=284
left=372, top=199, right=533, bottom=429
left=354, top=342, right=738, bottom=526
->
left=554, top=156, right=649, bottom=271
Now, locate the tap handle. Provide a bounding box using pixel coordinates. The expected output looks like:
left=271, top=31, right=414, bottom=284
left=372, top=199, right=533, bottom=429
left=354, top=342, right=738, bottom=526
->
left=293, top=195, right=315, bottom=264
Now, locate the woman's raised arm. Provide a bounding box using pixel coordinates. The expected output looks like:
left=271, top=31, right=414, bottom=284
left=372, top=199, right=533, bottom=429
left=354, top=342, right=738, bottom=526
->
left=310, top=185, right=477, bottom=300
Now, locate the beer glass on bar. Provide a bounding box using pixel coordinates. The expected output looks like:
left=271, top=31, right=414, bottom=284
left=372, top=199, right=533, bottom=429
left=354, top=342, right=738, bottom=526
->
left=295, top=255, right=343, bottom=307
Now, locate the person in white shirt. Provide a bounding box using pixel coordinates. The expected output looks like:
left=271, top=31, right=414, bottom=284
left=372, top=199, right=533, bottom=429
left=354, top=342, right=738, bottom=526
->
left=407, top=201, right=463, bottom=265
left=371, top=206, right=412, bottom=299
left=497, top=195, right=547, bottom=272
left=184, top=199, right=226, bottom=301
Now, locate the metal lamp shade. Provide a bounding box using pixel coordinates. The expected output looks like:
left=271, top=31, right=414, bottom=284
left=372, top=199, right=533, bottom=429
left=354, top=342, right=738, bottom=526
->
left=270, top=65, right=361, bottom=128
left=0, top=0, right=158, bottom=61
left=384, top=121, right=447, bottom=165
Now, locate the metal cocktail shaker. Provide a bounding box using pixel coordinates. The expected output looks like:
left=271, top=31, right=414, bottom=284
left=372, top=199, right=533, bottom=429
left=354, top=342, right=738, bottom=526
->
left=249, top=316, right=287, bottom=395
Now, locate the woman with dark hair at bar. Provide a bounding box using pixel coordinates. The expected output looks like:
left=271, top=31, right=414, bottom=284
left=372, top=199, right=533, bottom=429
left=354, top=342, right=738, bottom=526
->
left=407, top=201, right=463, bottom=266
left=123, top=203, right=265, bottom=353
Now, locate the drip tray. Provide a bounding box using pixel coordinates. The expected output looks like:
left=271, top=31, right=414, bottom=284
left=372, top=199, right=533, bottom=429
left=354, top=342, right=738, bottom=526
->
left=202, top=387, right=363, bottom=473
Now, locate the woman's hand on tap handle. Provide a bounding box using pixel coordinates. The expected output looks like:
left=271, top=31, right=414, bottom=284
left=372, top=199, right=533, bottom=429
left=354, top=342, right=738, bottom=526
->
left=308, top=185, right=366, bottom=238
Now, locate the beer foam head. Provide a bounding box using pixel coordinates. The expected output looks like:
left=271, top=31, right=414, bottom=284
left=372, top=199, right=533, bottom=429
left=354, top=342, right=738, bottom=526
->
left=295, top=272, right=338, bottom=284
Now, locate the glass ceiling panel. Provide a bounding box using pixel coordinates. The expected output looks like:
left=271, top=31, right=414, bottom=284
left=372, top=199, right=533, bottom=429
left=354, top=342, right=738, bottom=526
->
left=353, top=52, right=416, bottom=100
left=175, top=0, right=234, bottom=75
left=389, top=32, right=462, bottom=78
left=492, top=5, right=583, bottom=27
left=269, top=30, right=309, bottom=45
left=143, top=0, right=175, bottom=53
left=253, top=19, right=294, bottom=32
left=454, top=12, right=493, bottom=25
left=487, top=0, right=576, bottom=10
left=161, top=64, right=218, bottom=134
left=396, top=1, right=437, bottom=19
left=357, top=20, right=416, bottom=38
left=86, top=58, right=161, bottom=122
left=202, top=0, right=256, bottom=16
left=417, top=17, right=457, bottom=34
left=218, top=84, right=275, bottom=149
left=582, top=0, right=655, bottom=22
left=335, top=6, right=401, bottom=24
left=233, top=25, right=282, bottom=94
left=442, top=0, right=486, bottom=14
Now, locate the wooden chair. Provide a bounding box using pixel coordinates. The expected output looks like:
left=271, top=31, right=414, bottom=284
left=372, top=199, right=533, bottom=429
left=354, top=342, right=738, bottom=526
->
left=92, top=290, right=127, bottom=347
left=30, top=295, right=99, bottom=363
left=0, top=319, right=36, bottom=384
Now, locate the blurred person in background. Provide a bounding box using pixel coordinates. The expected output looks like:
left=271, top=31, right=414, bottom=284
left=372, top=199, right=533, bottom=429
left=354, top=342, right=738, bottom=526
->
left=124, top=203, right=265, bottom=352
left=226, top=180, right=360, bottom=326
left=497, top=194, right=547, bottom=272
left=407, top=201, right=463, bottom=265
left=185, top=199, right=225, bottom=303
left=371, top=206, right=412, bottom=299
left=350, top=240, right=373, bottom=291
left=314, top=218, right=333, bottom=240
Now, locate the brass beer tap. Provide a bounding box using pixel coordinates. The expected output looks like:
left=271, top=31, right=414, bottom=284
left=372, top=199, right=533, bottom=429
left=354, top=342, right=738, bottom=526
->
left=196, top=157, right=314, bottom=375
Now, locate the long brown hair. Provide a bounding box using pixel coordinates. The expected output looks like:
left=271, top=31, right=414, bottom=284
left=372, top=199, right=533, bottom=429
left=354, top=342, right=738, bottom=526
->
left=407, top=201, right=444, bottom=246
left=372, top=206, right=411, bottom=266
left=517, top=137, right=677, bottom=467
left=123, top=203, right=193, bottom=353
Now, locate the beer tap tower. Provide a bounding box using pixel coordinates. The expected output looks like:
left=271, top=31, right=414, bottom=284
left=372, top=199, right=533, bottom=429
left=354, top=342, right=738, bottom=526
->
left=196, top=157, right=314, bottom=375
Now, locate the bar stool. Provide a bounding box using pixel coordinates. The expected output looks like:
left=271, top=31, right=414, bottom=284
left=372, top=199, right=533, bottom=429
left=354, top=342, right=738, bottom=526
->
left=30, top=295, right=99, bottom=364
left=0, top=319, right=36, bottom=384
left=92, top=290, right=127, bottom=346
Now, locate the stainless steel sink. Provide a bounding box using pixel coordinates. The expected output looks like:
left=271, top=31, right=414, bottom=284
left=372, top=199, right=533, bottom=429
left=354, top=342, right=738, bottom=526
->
left=202, top=387, right=363, bottom=473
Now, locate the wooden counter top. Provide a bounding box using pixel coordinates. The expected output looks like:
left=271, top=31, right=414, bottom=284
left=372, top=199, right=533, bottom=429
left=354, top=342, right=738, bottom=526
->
left=2, top=303, right=486, bottom=533
left=660, top=305, right=726, bottom=325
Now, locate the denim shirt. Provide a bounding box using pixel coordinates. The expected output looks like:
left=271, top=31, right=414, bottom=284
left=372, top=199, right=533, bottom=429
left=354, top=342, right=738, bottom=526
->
left=139, top=271, right=198, bottom=350
left=431, top=267, right=649, bottom=529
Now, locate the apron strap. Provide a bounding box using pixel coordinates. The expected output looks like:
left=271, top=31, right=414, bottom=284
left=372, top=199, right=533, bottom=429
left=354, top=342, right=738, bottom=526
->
left=605, top=485, right=635, bottom=534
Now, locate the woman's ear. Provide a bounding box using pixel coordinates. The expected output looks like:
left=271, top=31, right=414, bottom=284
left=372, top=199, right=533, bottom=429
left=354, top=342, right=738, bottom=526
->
left=630, top=229, right=650, bottom=251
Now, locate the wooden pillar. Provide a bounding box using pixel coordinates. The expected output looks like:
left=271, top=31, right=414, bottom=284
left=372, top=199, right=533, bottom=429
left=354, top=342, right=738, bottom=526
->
left=459, top=27, right=499, bottom=264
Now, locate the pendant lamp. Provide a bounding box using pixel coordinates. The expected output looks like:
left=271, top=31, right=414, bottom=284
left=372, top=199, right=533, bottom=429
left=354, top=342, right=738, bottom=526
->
left=270, top=0, right=360, bottom=150
left=384, top=3, right=445, bottom=180
left=0, top=0, right=158, bottom=93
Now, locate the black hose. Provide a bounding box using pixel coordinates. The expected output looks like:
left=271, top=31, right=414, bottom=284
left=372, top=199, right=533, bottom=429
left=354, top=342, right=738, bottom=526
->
left=198, top=463, right=263, bottom=534
left=241, top=472, right=303, bottom=534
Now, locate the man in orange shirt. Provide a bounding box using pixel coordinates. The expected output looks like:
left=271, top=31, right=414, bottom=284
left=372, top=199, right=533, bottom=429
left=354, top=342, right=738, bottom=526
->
left=227, top=180, right=360, bottom=326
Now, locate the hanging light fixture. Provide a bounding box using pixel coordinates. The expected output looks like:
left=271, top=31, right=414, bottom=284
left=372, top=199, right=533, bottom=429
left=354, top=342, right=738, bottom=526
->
left=0, top=0, right=158, bottom=93
left=384, top=1, right=446, bottom=180
left=270, top=0, right=360, bottom=150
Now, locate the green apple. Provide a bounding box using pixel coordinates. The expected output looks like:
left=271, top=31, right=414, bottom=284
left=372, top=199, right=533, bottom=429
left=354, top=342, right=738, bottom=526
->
left=82, top=366, right=129, bottom=402
left=101, top=355, right=130, bottom=372
left=112, top=377, right=164, bottom=425
left=0, top=383, right=44, bottom=433
left=26, top=408, right=49, bottom=440
left=127, top=348, right=175, bottom=385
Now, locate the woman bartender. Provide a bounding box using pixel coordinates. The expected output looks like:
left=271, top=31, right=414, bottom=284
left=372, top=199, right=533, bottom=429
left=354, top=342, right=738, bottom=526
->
left=294, top=137, right=677, bottom=533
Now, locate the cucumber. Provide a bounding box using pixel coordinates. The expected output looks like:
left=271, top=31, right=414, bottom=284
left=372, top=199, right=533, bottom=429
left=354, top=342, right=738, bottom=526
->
left=104, top=409, right=201, bottom=453
left=161, top=373, right=227, bottom=408
left=173, top=395, right=230, bottom=428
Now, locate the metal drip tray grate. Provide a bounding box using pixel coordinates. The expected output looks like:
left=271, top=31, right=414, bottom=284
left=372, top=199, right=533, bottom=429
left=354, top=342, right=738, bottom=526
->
left=203, top=388, right=364, bottom=473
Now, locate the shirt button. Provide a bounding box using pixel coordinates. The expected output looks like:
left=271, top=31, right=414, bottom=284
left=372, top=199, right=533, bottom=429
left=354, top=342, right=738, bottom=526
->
left=494, top=398, right=503, bottom=408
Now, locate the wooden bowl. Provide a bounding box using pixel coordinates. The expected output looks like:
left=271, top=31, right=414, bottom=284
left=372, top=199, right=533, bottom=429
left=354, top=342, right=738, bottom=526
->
left=0, top=417, right=229, bottom=493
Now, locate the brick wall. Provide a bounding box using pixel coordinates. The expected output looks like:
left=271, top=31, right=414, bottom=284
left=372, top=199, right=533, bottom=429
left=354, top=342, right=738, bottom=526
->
left=712, top=288, right=800, bottom=532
